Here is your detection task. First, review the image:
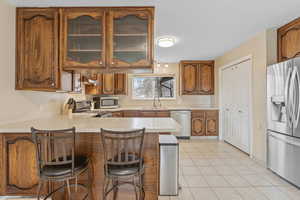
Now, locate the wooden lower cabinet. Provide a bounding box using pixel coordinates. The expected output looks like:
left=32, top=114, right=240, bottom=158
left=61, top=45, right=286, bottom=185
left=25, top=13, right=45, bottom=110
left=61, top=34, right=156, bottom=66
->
left=205, top=110, right=219, bottom=136
left=191, top=111, right=206, bottom=136
left=111, top=111, right=124, bottom=117
left=0, top=133, right=159, bottom=199
left=123, top=110, right=170, bottom=118
left=140, top=111, right=157, bottom=117
left=191, top=110, right=218, bottom=136
left=0, top=134, right=47, bottom=196
left=123, top=110, right=140, bottom=117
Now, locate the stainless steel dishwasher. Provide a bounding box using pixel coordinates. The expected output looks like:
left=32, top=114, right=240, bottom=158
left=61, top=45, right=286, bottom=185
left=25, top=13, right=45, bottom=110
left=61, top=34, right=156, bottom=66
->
left=170, top=111, right=191, bottom=139
left=159, top=135, right=179, bottom=196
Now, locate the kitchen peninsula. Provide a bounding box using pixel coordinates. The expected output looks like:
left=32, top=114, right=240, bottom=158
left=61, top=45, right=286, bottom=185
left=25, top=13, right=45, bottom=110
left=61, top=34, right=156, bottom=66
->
left=0, top=116, right=180, bottom=199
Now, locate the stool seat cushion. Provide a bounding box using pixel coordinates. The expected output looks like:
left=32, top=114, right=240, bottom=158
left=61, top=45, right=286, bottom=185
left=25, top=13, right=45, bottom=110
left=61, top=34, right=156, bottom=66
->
left=41, top=155, right=89, bottom=177
left=107, top=163, right=144, bottom=176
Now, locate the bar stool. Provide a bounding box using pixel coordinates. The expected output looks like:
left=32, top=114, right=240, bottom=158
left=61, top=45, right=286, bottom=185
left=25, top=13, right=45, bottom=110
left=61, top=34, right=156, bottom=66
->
left=31, top=127, right=92, bottom=200
left=101, top=128, right=146, bottom=200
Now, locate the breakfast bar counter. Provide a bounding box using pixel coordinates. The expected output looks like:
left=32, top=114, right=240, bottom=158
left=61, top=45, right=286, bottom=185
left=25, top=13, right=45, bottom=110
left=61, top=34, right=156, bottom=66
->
left=0, top=116, right=180, bottom=199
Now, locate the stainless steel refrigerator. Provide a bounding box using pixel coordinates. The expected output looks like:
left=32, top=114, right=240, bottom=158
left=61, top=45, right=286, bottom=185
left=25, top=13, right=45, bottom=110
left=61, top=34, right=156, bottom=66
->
left=267, top=57, right=300, bottom=187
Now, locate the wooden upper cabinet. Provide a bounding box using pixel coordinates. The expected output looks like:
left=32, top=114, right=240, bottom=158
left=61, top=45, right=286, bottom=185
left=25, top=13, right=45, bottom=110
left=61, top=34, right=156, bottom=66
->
left=199, top=63, right=214, bottom=94
left=107, top=8, right=154, bottom=68
left=114, top=73, right=127, bottom=95
left=16, top=8, right=59, bottom=91
left=180, top=61, right=214, bottom=95
left=278, top=17, right=300, bottom=62
left=84, top=73, right=103, bottom=95
left=60, top=8, right=106, bottom=68
left=102, top=73, right=115, bottom=95
left=84, top=72, right=127, bottom=95
left=181, top=63, right=198, bottom=94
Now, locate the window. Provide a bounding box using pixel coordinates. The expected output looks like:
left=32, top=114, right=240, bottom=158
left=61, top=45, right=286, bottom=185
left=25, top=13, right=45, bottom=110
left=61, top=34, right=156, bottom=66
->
left=132, top=75, right=176, bottom=100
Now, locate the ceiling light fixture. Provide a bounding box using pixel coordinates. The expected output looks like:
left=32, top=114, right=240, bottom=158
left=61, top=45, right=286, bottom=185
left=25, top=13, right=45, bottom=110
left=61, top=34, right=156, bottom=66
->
left=157, top=36, right=176, bottom=48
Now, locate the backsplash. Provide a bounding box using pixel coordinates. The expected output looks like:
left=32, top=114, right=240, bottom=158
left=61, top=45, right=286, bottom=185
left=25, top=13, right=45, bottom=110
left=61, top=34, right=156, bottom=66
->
left=67, top=63, right=215, bottom=107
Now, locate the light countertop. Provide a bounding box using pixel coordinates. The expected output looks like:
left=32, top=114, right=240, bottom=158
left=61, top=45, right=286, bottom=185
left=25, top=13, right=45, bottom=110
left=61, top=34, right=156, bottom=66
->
left=89, top=105, right=218, bottom=112
left=0, top=115, right=181, bottom=133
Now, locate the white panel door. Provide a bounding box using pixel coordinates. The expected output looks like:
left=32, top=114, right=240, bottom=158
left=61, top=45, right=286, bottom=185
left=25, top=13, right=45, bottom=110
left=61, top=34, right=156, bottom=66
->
left=236, top=60, right=251, bottom=153
left=221, top=59, right=251, bottom=154
left=221, top=66, right=234, bottom=143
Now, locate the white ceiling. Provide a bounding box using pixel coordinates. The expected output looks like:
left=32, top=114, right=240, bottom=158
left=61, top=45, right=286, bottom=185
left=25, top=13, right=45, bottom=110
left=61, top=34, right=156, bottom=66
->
left=9, top=0, right=300, bottom=62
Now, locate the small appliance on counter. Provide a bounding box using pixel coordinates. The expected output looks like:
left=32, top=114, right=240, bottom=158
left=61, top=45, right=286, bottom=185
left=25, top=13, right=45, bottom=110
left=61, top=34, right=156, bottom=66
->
left=98, top=96, right=120, bottom=109
left=65, top=98, right=92, bottom=113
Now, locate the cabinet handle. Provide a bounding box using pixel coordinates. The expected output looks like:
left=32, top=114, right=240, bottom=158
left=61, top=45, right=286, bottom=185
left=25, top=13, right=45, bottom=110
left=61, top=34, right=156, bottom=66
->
left=238, top=110, right=243, bottom=113
left=99, top=61, right=103, bottom=65
left=111, top=62, right=115, bottom=65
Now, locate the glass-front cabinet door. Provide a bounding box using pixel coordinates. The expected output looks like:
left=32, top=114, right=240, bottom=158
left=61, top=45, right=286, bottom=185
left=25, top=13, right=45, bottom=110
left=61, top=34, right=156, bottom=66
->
left=61, top=8, right=105, bottom=68
left=108, top=8, right=154, bottom=68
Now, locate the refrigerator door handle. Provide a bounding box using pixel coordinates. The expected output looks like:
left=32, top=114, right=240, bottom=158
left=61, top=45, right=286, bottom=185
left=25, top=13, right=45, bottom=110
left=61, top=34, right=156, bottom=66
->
left=285, top=68, right=293, bottom=127
left=292, top=68, right=300, bottom=128
left=290, top=69, right=296, bottom=125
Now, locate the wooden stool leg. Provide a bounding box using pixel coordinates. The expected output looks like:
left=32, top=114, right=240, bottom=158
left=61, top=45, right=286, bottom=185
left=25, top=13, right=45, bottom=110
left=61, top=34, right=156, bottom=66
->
left=140, top=174, right=145, bottom=200
left=133, top=177, right=139, bottom=200
left=66, top=179, right=71, bottom=200
left=103, top=177, right=109, bottom=200
left=112, top=178, right=118, bottom=200
left=37, top=180, right=43, bottom=200
left=87, top=167, right=93, bottom=200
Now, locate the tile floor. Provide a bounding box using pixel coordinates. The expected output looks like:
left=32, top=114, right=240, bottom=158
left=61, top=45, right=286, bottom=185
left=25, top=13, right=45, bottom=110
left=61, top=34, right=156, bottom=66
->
left=159, top=139, right=300, bottom=200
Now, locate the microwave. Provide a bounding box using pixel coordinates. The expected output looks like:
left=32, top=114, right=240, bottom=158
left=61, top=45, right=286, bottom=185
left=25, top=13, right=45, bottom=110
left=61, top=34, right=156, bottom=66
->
left=99, top=97, right=120, bottom=109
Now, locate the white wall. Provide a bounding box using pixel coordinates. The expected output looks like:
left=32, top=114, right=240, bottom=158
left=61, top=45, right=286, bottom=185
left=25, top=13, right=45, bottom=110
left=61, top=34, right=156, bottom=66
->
left=214, top=29, right=277, bottom=164
left=0, top=0, right=67, bottom=125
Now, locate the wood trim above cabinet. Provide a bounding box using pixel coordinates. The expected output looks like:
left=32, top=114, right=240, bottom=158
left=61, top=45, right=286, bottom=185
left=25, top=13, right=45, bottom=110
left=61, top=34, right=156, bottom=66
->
left=278, top=17, right=300, bottom=62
